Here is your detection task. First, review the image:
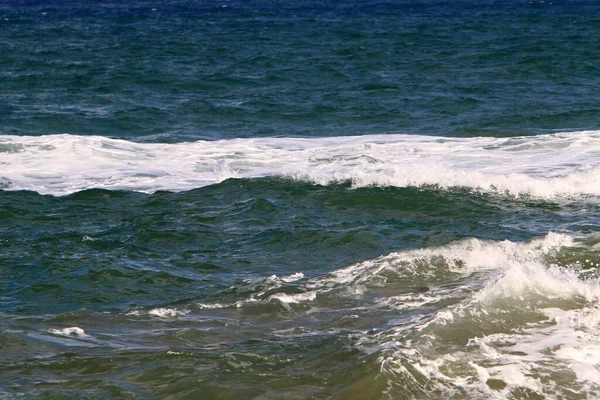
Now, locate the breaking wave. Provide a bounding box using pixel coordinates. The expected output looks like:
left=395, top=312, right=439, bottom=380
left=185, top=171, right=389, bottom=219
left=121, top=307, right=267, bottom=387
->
left=1, top=131, right=600, bottom=197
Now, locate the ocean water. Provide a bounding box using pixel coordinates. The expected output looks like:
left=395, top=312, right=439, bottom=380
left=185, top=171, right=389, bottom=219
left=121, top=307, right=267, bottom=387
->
left=2, top=1, right=600, bottom=399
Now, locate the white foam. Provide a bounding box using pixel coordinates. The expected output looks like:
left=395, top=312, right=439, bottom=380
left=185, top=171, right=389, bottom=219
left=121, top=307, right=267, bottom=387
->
left=147, top=308, right=189, bottom=318
left=48, top=326, right=90, bottom=338
left=368, top=239, right=600, bottom=398
left=2, top=131, right=600, bottom=197
left=457, top=265, right=600, bottom=394
left=281, top=272, right=305, bottom=283
left=197, top=302, right=228, bottom=310
left=269, top=291, right=317, bottom=304
left=306, top=232, right=574, bottom=291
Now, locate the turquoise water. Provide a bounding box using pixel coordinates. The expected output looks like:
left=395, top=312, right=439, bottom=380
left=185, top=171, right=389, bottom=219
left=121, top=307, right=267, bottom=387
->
left=2, top=1, right=600, bottom=399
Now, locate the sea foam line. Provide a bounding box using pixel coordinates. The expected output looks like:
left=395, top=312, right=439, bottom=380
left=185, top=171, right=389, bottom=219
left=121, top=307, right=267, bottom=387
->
left=1, top=131, right=599, bottom=197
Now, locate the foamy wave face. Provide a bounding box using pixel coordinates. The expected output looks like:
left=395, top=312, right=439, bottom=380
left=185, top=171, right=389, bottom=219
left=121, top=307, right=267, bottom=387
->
left=1, top=131, right=600, bottom=196
left=307, top=232, right=574, bottom=291
left=363, top=235, right=600, bottom=399
left=186, top=233, right=575, bottom=313
left=110, top=232, right=598, bottom=397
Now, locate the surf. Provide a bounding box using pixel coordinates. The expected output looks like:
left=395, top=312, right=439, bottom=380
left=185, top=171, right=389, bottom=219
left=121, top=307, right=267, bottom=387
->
left=1, top=131, right=600, bottom=197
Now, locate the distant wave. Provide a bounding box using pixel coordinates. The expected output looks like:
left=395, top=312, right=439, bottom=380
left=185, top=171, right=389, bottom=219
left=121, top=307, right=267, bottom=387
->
left=1, top=131, right=599, bottom=197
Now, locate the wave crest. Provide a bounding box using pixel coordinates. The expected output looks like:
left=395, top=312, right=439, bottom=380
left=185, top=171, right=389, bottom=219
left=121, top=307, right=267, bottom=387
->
left=1, top=131, right=599, bottom=197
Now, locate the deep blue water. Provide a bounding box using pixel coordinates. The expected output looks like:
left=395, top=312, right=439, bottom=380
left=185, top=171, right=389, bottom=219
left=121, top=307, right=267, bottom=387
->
left=2, top=0, right=600, bottom=141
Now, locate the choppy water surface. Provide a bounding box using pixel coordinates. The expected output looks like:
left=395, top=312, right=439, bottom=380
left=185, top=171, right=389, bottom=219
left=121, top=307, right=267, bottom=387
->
left=2, top=1, right=600, bottom=399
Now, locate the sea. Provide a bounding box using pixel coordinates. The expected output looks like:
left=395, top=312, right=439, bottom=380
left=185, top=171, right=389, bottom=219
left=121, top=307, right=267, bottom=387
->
left=1, top=1, right=600, bottom=399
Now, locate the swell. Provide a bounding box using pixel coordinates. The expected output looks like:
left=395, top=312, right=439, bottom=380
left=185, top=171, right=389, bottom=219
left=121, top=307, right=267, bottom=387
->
left=2, top=181, right=596, bottom=316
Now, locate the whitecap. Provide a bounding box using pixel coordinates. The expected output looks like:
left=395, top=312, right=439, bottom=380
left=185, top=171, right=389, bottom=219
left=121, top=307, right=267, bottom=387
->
left=148, top=308, right=189, bottom=318
left=48, top=326, right=90, bottom=338
left=1, top=131, right=600, bottom=197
